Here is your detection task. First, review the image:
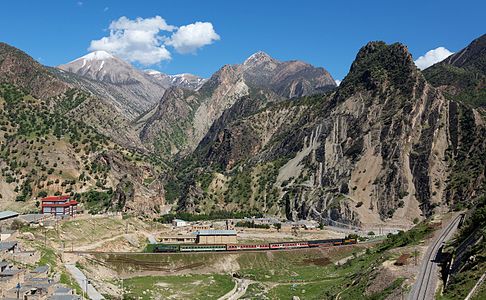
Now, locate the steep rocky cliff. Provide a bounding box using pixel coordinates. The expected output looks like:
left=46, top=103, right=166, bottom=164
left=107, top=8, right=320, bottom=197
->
left=423, top=34, right=486, bottom=207
left=174, top=41, right=485, bottom=228
left=140, top=52, right=336, bottom=158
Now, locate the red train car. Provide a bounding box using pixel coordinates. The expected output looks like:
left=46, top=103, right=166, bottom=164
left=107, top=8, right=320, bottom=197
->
left=226, top=244, right=270, bottom=251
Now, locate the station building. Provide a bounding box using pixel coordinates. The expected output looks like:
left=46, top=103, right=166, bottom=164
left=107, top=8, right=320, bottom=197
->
left=40, top=195, right=78, bottom=217
left=195, top=230, right=237, bottom=244
left=159, top=235, right=197, bottom=244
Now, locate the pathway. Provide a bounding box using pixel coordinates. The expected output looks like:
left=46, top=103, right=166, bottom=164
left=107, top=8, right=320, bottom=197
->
left=65, top=263, right=104, bottom=300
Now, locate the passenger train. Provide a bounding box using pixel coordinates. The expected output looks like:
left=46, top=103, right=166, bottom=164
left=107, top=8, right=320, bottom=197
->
left=151, top=238, right=357, bottom=253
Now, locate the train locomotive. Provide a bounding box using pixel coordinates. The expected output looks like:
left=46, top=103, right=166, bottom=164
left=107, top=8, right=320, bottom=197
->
left=151, top=238, right=357, bottom=253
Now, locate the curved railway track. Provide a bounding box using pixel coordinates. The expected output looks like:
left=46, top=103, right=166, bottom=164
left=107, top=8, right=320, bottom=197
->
left=408, top=214, right=463, bottom=300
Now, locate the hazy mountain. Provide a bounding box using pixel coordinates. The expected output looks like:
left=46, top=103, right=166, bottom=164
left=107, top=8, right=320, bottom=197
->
left=145, top=70, right=206, bottom=90
left=241, top=51, right=336, bottom=98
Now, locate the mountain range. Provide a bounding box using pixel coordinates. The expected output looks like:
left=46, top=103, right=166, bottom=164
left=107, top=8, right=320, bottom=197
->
left=0, top=34, right=484, bottom=229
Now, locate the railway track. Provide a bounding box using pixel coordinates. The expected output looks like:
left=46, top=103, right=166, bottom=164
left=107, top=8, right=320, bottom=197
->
left=63, top=243, right=358, bottom=256
left=408, top=214, right=463, bottom=300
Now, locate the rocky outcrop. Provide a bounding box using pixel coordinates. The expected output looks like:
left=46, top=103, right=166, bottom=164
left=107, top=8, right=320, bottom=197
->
left=92, top=151, right=165, bottom=214
left=176, top=41, right=480, bottom=228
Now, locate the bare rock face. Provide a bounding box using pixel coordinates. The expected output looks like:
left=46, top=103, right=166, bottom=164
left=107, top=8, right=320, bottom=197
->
left=176, top=41, right=485, bottom=228
left=140, top=52, right=336, bottom=158
left=242, top=51, right=336, bottom=98
left=92, top=151, right=165, bottom=214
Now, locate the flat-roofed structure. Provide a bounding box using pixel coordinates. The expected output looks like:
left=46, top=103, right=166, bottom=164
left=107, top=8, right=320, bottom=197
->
left=0, top=211, right=19, bottom=222
left=195, top=230, right=237, bottom=244
left=192, top=224, right=210, bottom=231
left=172, top=219, right=188, bottom=227
left=41, top=196, right=78, bottom=217
left=0, top=241, right=17, bottom=253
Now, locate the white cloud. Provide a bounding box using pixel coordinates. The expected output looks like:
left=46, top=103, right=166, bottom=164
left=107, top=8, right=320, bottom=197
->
left=103, top=7, right=109, bottom=12
left=89, top=16, right=220, bottom=65
left=335, top=79, right=341, bottom=86
left=414, top=47, right=454, bottom=70
left=166, top=22, right=220, bottom=54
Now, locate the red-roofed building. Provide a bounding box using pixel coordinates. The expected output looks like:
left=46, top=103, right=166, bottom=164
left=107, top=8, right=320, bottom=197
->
left=40, top=195, right=78, bottom=217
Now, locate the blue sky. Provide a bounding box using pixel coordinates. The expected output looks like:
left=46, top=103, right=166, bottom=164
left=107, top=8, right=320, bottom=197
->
left=0, top=0, right=484, bottom=80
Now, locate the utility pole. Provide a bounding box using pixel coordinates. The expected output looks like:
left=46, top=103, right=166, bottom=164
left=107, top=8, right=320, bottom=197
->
left=414, top=248, right=418, bottom=266
left=85, top=279, right=89, bottom=299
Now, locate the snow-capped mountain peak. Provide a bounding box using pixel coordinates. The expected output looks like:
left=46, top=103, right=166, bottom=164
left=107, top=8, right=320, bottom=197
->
left=243, top=51, right=275, bottom=65
left=81, top=50, right=114, bottom=61
left=59, top=51, right=154, bottom=85
left=144, top=70, right=207, bottom=90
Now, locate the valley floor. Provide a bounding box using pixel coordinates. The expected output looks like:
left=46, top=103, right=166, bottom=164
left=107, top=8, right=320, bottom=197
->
left=9, top=212, right=477, bottom=300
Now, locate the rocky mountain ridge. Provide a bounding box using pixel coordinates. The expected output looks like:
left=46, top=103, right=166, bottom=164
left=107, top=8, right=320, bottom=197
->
left=0, top=35, right=485, bottom=228
left=424, top=33, right=486, bottom=109
left=0, top=43, right=165, bottom=214
left=139, top=51, right=336, bottom=158
left=173, top=40, right=486, bottom=228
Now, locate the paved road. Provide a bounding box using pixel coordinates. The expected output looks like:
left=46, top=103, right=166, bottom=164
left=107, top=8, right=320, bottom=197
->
left=65, top=264, right=104, bottom=300
left=408, top=214, right=463, bottom=300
